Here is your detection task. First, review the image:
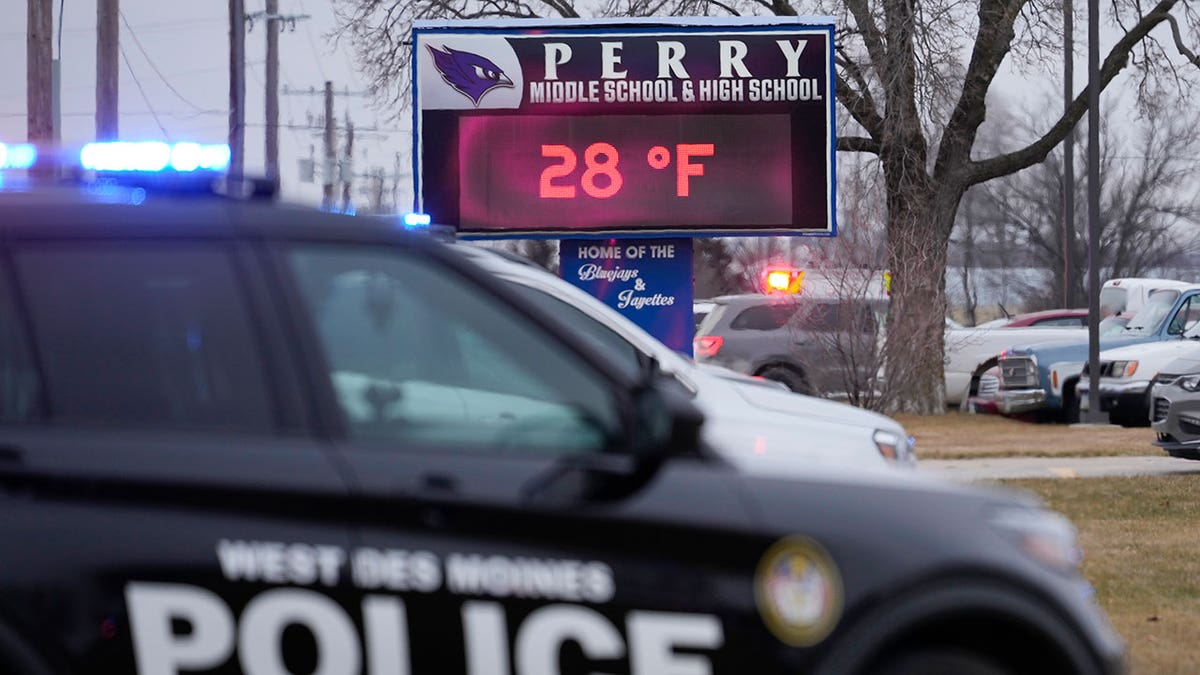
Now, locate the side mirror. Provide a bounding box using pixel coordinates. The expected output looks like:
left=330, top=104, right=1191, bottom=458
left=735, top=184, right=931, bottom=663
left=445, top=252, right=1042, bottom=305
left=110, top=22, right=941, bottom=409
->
left=633, top=374, right=705, bottom=458
left=518, top=376, right=705, bottom=507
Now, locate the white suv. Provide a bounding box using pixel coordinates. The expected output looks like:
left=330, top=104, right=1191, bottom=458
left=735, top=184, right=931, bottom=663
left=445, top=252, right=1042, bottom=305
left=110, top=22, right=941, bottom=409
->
left=455, top=244, right=916, bottom=471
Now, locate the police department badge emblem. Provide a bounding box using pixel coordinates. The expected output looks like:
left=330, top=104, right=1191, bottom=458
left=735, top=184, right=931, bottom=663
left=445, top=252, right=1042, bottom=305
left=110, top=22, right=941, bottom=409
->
left=755, top=537, right=843, bottom=646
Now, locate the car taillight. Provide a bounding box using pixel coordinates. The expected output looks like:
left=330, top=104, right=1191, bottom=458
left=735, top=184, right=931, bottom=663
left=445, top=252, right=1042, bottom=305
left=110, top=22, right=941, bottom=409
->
left=694, top=335, right=723, bottom=357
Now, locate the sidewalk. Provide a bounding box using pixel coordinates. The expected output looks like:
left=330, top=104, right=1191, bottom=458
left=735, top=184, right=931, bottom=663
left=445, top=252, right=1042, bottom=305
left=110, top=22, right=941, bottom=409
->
left=920, top=455, right=1200, bottom=481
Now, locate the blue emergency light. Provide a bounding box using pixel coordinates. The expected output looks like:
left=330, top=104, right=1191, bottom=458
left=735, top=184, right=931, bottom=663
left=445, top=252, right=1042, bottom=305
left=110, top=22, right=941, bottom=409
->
left=403, top=212, right=432, bottom=228
left=0, top=143, right=38, bottom=171
left=80, top=142, right=231, bottom=173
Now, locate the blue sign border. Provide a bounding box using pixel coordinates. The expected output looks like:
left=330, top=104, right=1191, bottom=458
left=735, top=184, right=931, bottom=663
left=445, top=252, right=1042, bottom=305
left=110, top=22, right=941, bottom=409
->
left=411, top=18, right=837, bottom=239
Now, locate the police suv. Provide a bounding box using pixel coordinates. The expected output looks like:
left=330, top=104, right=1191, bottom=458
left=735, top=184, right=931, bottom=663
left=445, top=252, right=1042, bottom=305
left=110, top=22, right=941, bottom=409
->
left=0, top=142, right=1123, bottom=674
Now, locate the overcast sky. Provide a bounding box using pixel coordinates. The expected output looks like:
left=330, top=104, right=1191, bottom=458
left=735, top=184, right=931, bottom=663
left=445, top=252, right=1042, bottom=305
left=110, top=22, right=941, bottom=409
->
left=0, top=2, right=1184, bottom=213
left=0, top=0, right=412, bottom=209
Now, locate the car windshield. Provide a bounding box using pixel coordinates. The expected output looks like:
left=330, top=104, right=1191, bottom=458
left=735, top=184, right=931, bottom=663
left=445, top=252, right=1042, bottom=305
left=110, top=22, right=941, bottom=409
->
left=1124, top=289, right=1180, bottom=334
left=1099, top=286, right=1128, bottom=317
left=1100, top=316, right=1130, bottom=336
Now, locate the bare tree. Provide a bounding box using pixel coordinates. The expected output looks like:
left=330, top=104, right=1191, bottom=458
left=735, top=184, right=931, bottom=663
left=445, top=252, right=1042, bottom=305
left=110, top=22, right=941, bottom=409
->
left=335, top=0, right=1200, bottom=413
left=968, top=103, right=1200, bottom=310
left=693, top=239, right=743, bottom=298
left=949, top=188, right=984, bottom=325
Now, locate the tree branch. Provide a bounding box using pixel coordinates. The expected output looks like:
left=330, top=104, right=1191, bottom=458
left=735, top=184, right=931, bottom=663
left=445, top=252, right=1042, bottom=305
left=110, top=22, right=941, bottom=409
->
left=835, top=47, right=883, bottom=132
left=1166, top=13, right=1200, bottom=67
left=838, top=136, right=882, bottom=153
left=934, top=0, right=1023, bottom=180
left=770, top=0, right=796, bottom=16
left=835, top=72, right=885, bottom=138
left=968, top=0, right=1183, bottom=185
left=844, top=0, right=890, bottom=72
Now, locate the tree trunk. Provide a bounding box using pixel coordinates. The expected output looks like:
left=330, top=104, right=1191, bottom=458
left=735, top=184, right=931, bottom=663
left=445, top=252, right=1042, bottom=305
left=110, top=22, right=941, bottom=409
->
left=884, top=186, right=958, bottom=414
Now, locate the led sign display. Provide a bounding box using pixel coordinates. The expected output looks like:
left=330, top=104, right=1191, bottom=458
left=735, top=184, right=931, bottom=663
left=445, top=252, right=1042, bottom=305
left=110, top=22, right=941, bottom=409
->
left=413, top=18, right=836, bottom=238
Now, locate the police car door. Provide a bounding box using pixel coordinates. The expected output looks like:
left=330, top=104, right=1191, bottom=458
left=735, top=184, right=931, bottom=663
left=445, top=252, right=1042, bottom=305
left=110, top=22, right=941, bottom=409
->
left=0, top=238, right=357, bottom=674
left=279, top=240, right=767, bottom=675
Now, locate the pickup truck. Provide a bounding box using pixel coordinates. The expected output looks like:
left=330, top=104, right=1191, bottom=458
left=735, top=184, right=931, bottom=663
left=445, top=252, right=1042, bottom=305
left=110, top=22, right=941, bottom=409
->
left=1076, top=337, right=1200, bottom=426
left=997, top=284, right=1200, bottom=421
left=944, top=278, right=1192, bottom=408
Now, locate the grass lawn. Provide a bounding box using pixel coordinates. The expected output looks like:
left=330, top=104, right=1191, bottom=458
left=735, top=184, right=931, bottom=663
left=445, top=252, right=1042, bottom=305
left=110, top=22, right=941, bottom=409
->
left=1005, top=476, right=1200, bottom=675
left=895, top=412, right=1158, bottom=460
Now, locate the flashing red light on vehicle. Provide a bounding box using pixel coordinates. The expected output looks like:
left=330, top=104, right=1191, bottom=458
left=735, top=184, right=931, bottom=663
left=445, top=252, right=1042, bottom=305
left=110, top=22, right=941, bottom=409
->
left=766, top=270, right=791, bottom=292
left=763, top=268, right=805, bottom=294
left=694, top=335, right=724, bottom=357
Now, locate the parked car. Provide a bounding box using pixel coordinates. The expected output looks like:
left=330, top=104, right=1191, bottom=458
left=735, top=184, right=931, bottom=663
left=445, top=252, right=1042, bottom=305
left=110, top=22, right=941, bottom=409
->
left=1150, top=353, right=1200, bottom=457
left=999, top=309, right=1090, bottom=327
left=694, top=293, right=887, bottom=397
left=943, top=278, right=1188, bottom=409
left=1076, top=336, right=1200, bottom=426
left=454, top=245, right=915, bottom=470
left=945, top=325, right=1086, bottom=408
left=998, top=285, right=1200, bottom=421
left=694, top=299, right=716, bottom=329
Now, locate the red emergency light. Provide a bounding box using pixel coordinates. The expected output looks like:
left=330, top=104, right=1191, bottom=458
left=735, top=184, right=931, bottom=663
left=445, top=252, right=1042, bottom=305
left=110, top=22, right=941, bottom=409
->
left=762, top=268, right=805, bottom=294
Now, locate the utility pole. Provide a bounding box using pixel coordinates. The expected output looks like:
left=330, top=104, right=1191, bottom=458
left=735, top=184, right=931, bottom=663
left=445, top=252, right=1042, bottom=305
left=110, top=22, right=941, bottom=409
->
left=324, top=81, right=336, bottom=210
left=96, top=0, right=119, bottom=140
left=341, top=114, right=355, bottom=212
left=282, top=83, right=370, bottom=209
left=229, top=0, right=246, bottom=177
left=1063, top=0, right=1075, bottom=308
left=266, top=0, right=280, bottom=192
left=27, top=0, right=53, bottom=142
left=1085, top=0, right=1101, bottom=422
left=52, top=0, right=63, bottom=142
left=393, top=152, right=402, bottom=213
left=249, top=4, right=309, bottom=195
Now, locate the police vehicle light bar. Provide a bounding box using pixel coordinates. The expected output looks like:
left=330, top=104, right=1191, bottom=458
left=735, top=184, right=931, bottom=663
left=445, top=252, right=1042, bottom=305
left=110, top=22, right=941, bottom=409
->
left=80, top=142, right=231, bottom=173
left=0, top=143, right=38, bottom=170
left=403, top=212, right=432, bottom=228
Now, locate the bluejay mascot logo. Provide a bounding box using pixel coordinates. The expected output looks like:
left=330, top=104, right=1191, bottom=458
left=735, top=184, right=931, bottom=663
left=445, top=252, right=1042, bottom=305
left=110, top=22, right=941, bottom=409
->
left=427, top=45, right=514, bottom=106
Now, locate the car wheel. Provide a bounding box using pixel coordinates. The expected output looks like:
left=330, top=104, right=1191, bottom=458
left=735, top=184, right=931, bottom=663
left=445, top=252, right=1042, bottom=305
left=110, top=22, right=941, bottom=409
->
left=758, top=366, right=814, bottom=395
left=868, top=648, right=1011, bottom=675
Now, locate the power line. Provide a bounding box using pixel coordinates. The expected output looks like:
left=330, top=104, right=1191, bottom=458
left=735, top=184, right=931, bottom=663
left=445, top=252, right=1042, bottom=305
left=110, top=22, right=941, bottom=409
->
left=295, top=0, right=328, bottom=81
left=0, top=17, right=226, bottom=40
left=0, top=110, right=224, bottom=119
left=119, top=45, right=171, bottom=140
left=118, top=10, right=209, bottom=113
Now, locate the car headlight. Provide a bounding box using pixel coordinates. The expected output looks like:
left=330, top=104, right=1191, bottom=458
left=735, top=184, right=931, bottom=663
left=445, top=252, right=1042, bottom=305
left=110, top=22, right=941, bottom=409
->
left=989, top=506, right=1082, bottom=573
left=1179, top=375, right=1200, bottom=392
left=873, top=429, right=916, bottom=467
left=1111, top=360, right=1138, bottom=378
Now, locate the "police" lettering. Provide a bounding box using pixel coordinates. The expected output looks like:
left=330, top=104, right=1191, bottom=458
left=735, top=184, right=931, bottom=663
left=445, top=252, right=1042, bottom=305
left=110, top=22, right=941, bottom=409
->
left=126, top=582, right=724, bottom=675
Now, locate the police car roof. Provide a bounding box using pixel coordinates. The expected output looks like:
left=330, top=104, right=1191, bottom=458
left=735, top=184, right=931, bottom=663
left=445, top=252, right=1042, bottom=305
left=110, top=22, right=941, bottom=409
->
left=0, top=183, right=413, bottom=243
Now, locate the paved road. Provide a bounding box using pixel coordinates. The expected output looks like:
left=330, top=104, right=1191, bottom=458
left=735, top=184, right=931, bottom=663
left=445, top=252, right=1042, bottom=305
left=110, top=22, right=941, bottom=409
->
left=921, top=455, right=1200, bottom=481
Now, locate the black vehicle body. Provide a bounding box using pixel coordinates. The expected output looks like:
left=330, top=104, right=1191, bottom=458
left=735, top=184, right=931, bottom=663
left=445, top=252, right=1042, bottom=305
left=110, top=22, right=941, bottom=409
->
left=0, top=184, right=1123, bottom=674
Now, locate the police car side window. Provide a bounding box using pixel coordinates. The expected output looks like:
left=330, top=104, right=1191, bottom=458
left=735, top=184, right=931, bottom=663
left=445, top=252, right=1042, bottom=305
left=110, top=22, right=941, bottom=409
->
left=287, top=246, right=620, bottom=455
left=0, top=267, right=42, bottom=422
left=502, top=281, right=643, bottom=380
left=15, top=244, right=275, bottom=433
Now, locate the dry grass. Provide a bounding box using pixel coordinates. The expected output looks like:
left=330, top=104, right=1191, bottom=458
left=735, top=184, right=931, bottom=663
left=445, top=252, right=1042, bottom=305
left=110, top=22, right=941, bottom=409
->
left=1005, top=476, right=1200, bottom=675
left=895, top=412, right=1158, bottom=459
